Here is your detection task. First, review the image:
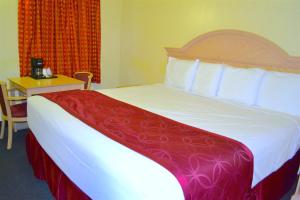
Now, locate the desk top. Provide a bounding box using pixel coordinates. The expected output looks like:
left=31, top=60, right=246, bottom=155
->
left=8, top=75, right=84, bottom=89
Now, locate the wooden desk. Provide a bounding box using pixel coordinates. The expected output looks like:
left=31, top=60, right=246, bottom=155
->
left=8, top=75, right=84, bottom=97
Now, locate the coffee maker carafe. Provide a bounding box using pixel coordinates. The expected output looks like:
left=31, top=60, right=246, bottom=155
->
left=31, top=58, right=43, bottom=78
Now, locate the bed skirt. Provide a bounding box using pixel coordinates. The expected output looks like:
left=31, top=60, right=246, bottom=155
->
left=26, top=131, right=300, bottom=200
left=26, top=131, right=90, bottom=200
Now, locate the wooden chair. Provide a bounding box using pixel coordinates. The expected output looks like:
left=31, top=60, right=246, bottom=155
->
left=73, top=72, right=93, bottom=90
left=0, top=81, right=27, bottom=150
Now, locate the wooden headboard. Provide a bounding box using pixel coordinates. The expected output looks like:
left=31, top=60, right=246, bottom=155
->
left=165, top=30, right=300, bottom=73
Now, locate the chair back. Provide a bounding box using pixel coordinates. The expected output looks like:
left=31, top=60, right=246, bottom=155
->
left=73, top=72, right=93, bottom=90
left=0, top=81, right=11, bottom=117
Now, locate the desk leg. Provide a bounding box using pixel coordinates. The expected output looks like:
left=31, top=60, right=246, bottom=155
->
left=7, top=80, right=27, bottom=96
left=7, top=80, right=16, bottom=96
left=7, top=80, right=13, bottom=90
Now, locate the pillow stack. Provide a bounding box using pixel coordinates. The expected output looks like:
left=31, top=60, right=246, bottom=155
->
left=191, top=62, right=223, bottom=97
left=256, top=72, right=300, bottom=117
left=164, top=57, right=300, bottom=117
left=217, top=65, right=265, bottom=105
left=164, top=57, right=199, bottom=91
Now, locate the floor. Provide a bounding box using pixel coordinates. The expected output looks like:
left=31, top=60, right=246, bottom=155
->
left=0, top=127, right=53, bottom=200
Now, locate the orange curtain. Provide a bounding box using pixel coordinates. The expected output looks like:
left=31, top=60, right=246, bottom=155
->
left=18, top=0, right=101, bottom=83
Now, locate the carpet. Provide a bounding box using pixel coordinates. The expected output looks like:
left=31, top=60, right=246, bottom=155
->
left=0, top=126, right=53, bottom=200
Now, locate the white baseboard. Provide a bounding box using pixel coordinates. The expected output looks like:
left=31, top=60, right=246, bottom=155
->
left=0, top=121, right=28, bottom=131
left=15, top=122, right=28, bottom=131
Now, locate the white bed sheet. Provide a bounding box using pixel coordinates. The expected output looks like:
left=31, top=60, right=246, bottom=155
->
left=28, top=84, right=300, bottom=199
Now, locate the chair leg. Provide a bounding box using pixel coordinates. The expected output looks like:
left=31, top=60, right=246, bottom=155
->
left=0, top=119, right=5, bottom=139
left=7, top=120, right=13, bottom=150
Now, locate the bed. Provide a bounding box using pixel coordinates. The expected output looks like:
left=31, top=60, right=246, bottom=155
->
left=26, top=30, right=300, bottom=200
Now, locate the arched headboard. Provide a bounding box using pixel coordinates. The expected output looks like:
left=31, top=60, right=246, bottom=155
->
left=165, top=30, right=300, bottom=73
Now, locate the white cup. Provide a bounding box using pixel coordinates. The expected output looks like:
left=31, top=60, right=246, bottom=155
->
left=46, top=68, right=52, bottom=76
left=42, top=68, right=48, bottom=77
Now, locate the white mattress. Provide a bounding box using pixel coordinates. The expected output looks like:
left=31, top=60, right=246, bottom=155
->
left=27, top=84, right=300, bottom=200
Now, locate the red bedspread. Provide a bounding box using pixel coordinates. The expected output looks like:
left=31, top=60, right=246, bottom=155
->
left=41, top=90, right=254, bottom=200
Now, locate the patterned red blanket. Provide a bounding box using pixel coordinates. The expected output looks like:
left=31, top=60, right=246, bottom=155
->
left=42, top=90, right=253, bottom=200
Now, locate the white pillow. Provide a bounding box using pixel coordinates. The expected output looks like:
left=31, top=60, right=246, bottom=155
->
left=164, top=57, right=199, bottom=90
left=191, top=61, right=224, bottom=97
left=217, top=65, right=265, bottom=105
left=256, top=71, right=300, bottom=117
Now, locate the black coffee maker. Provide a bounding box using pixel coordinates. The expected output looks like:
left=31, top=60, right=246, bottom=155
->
left=31, top=58, right=43, bottom=78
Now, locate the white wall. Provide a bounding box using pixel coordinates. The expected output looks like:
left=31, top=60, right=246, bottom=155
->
left=95, top=0, right=123, bottom=89
left=0, top=1, right=19, bottom=80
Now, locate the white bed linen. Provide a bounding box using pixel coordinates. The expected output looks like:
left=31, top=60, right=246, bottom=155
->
left=28, top=84, right=300, bottom=199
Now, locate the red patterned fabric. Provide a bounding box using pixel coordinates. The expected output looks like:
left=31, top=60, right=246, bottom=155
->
left=11, top=103, right=27, bottom=118
left=41, top=90, right=254, bottom=200
left=26, top=132, right=90, bottom=200
left=26, top=131, right=300, bottom=200
left=18, top=0, right=101, bottom=83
